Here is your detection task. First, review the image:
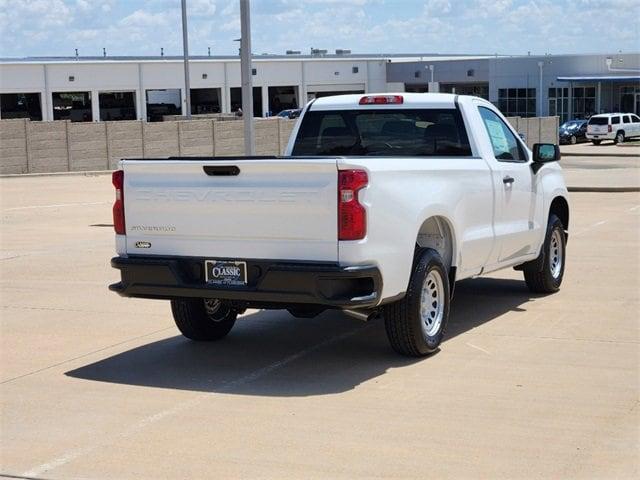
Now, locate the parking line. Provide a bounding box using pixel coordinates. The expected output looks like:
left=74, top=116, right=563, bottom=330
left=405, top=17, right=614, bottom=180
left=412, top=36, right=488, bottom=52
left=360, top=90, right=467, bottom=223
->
left=466, top=342, right=491, bottom=355
left=22, top=323, right=371, bottom=478
left=3, top=201, right=109, bottom=211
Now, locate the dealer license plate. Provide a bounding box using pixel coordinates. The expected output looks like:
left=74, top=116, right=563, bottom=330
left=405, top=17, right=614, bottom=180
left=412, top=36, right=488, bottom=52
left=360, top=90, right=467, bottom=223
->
left=204, top=260, right=247, bottom=286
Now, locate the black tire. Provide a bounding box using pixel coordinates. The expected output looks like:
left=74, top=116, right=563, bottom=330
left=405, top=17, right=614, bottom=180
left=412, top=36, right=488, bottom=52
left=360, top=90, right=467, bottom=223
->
left=170, top=298, right=237, bottom=341
left=570, top=135, right=577, bottom=145
left=523, top=214, right=566, bottom=293
left=613, top=131, right=625, bottom=144
left=384, top=249, right=450, bottom=357
left=591, top=140, right=601, bottom=145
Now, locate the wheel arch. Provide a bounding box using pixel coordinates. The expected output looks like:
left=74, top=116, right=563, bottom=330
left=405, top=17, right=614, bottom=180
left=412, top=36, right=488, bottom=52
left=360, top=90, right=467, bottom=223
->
left=414, top=215, right=457, bottom=295
left=549, top=195, right=570, bottom=236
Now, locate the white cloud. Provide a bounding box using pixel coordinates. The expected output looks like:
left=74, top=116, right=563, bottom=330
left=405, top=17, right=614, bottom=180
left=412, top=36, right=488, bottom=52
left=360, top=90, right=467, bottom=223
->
left=0, top=0, right=637, bottom=58
left=189, top=0, right=216, bottom=15
left=119, top=9, right=171, bottom=28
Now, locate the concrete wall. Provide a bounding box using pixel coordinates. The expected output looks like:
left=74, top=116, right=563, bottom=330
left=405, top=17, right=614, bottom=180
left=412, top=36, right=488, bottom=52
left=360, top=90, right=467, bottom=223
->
left=0, top=119, right=28, bottom=174
left=27, top=121, right=69, bottom=173
left=106, top=121, right=143, bottom=170
left=0, top=117, right=299, bottom=173
left=1, top=116, right=558, bottom=174
left=506, top=116, right=559, bottom=147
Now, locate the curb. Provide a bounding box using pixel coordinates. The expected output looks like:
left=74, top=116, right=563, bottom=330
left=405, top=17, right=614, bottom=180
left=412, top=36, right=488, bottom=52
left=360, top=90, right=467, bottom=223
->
left=1, top=170, right=112, bottom=179
left=562, top=152, right=639, bottom=158
left=568, top=186, right=640, bottom=193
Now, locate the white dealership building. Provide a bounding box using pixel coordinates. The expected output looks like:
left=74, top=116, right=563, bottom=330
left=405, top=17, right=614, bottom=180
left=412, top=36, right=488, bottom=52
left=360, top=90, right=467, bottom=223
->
left=0, top=51, right=638, bottom=122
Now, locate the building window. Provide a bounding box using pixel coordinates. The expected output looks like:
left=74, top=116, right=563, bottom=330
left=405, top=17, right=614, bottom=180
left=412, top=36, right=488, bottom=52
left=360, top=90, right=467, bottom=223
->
left=352, top=66, right=359, bottom=74
left=268, top=86, right=298, bottom=115
left=52, top=91, right=92, bottom=122
left=572, top=87, right=596, bottom=119
left=498, top=88, right=536, bottom=117
left=440, top=83, right=488, bottom=100
left=620, top=85, right=640, bottom=114
left=145, top=89, right=181, bottom=121
left=99, top=91, right=136, bottom=121
left=230, top=86, right=263, bottom=116
left=548, top=87, right=569, bottom=123
left=190, top=88, right=221, bottom=114
left=0, top=93, right=42, bottom=121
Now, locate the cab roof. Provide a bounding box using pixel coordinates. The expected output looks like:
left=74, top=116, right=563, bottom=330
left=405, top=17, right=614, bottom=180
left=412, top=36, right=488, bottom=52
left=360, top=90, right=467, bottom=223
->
left=308, top=92, right=461, bottom=111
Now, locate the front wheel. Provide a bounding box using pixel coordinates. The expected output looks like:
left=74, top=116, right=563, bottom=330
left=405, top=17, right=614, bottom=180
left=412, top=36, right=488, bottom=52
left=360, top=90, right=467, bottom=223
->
left=523, top=214, right=566, bottom=293
left=171, top=298, right=237, bottom=341
left=570, top=135, right=577, bottom=145
left=384, top=249, right=450, bottom=357
left=591, top=140, right=601, bottom=145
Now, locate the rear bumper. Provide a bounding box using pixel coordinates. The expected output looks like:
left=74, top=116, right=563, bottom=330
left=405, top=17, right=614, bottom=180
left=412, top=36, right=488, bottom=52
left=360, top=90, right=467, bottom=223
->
left=109, top=255, right=382, bottom=308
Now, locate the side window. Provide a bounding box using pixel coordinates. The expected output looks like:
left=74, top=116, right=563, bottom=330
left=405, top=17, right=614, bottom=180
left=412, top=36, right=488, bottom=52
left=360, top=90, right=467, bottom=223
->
left=623, top=115, right=631, bottom=124
left=632, top=115, right=640, bottom=123
left=611, top=116, right=620, bottom=125
left=478, top=106, right=525, bottom=162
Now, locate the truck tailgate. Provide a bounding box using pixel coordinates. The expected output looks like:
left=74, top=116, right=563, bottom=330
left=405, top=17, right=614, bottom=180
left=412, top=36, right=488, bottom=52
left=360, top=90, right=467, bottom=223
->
left=122, top=158, right=338, bottom=261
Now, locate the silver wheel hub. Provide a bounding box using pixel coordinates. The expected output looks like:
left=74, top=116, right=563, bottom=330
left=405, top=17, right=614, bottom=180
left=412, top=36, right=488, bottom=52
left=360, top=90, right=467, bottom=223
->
left=420, top=270, right=445, bottom=338
left=549, top=229, right=563, bottom=279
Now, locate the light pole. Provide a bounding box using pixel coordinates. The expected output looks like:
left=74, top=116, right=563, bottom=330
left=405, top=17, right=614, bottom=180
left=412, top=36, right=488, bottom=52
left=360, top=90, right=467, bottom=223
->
left=181, top=0, right=192, bottom=119
left=240, top=0, right=255, bottom=155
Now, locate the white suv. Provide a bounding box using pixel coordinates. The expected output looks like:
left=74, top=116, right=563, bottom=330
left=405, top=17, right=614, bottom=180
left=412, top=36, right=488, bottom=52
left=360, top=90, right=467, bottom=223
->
left=586, top=113, right=640, bottom=145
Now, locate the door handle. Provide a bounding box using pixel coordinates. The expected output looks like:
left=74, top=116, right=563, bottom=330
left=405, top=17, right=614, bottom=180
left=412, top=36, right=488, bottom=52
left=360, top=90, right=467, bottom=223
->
left=503, top=175, right=515, bottom=185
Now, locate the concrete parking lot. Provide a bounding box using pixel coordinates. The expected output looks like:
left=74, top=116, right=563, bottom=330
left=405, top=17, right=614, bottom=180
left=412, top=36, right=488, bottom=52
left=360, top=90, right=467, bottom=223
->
left=1, top=173, right=638, bottom=479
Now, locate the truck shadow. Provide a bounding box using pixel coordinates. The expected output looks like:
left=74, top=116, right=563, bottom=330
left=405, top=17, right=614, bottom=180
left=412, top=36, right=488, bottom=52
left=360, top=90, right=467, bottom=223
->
left=66, top=277, right=539, bottom=397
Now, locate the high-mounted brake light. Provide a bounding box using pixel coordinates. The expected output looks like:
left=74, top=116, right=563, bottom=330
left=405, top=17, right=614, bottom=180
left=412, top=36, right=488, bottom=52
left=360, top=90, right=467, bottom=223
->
left=112, top=170, right=125, bottom=235
left=338, top=169, right=368, bottom=241
left=359, top=95, right=404, bottom=105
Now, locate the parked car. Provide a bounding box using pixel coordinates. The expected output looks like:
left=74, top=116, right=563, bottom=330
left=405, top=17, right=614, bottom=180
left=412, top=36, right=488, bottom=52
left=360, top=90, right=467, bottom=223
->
left=109, top=93, right=569, bottom=357
left=559, top=120, right=587, bottom=144
left=277, top=108, right=302, bottom=119
left=586, top=113, right=640, bottom=145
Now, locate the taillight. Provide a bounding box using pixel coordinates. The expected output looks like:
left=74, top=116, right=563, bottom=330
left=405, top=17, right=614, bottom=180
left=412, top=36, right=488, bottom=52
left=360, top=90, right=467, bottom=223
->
left=338, top=169, right=368, bottom=241
left=112, top=170, right=125, bottom=234
left=359, top=95, right=403, bottom=105
left=608, top=125, right=612, bottom=133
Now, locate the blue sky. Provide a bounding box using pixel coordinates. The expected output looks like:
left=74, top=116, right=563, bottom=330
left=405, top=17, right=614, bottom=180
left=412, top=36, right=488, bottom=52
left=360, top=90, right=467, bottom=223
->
left=0, top=0, right=638, bottom=58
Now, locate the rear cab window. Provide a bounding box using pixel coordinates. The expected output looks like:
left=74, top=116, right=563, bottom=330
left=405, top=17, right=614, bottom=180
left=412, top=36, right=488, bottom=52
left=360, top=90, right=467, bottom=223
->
left=292, top=108, right=472, bottom=156
left=588, top=117, right=609, bottom=125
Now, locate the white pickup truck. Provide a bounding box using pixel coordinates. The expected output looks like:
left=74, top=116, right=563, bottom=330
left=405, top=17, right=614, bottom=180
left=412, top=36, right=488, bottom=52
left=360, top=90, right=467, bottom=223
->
left=110, top=93, right=569, bottom=357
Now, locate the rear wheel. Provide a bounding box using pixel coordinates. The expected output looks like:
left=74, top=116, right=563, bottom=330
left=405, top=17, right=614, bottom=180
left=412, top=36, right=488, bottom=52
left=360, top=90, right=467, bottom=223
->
left=170, top=298, right=237, bottom=341
left=384, top=249, right=450, bottom=357
left=591, top=140, right=601, bottom=145
left=523, top=214, right=566, bottom=293
left=614, top=131, right=625, bottom=144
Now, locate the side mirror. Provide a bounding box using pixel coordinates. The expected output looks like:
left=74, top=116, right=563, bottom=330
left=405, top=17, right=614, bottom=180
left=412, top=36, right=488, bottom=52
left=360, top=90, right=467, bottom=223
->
left=532, top=143, right=561, bottom=173
left=533, top=143, right=560, bottom=162
left=518, top=133, right=526, bottom=142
